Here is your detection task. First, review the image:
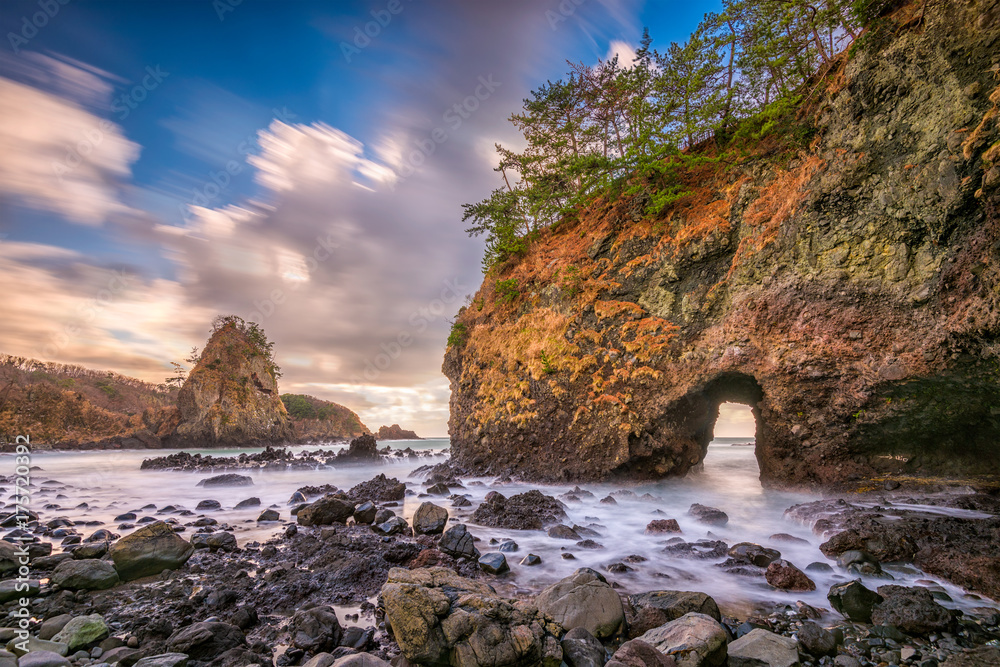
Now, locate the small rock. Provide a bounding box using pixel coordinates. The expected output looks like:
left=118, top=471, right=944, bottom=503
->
left=197, top=473, right=253, bottom=487
left=257, top=509, right=280, bottom=522
left=478, top=552, right=509, bottom=574
left=765, top=559, right=815, bottom=591
left=645, top=519, right=681, bottom=534
left=234, top=497, right=261, bottom=509
left=412, top=502, right=449, bottom=535
left=520, top=554, right=542, bottom=566
left=728, top=628, right=799, bottom=667
left=687, top=503, right=728, bottom=526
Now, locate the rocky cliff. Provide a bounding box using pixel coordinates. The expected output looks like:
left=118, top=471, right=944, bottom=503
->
left=444, top=1, right=1000, bottom=488
left=168, top=319, right=294, bottom=447
left=282, top=393, right=371, bottom=442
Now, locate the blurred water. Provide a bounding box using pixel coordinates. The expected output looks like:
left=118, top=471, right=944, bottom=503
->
left=4, top=437, right=993, bottom=616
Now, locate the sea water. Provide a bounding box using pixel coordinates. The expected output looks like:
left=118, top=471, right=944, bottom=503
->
left=5, top=437, right=993, bottom=616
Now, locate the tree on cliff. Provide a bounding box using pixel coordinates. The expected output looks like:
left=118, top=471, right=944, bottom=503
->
left=463, top=0, right=863, bottom=272
left=210, top=315, right=281, bottom=379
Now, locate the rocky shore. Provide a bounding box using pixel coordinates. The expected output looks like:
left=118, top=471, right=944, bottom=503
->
left=1, top=460, right=999, bottom=667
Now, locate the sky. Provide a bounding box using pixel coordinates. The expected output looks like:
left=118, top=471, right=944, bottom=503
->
left=0, top=0, right=753, bottom=438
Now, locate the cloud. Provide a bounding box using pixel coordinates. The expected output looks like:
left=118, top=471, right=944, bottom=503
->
left=0, top=54, right=139, bottom=225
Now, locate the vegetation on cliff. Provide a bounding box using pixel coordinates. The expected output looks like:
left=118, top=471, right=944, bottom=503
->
left=446, top=0, right=1000, bottom=486
left=281, top=393, right=371, bottom=441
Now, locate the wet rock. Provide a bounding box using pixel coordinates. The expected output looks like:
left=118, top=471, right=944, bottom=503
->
left=600, top=495, right=617, bottom=505
left=828, top=580, right=884, bottom=623
left=0, top=579, right=38, bottom=602
left=942, top=647, right=1000, bottom=666
left=329, top=654, right=390, bottom=667
left=645, top=519, right=681, bottom=534
left=606, top=639, right=676, bottom=667
left=132, top=654, right=190, bottom=667
left=626, top=591, right=721, bottom=638
left=347, top=474, right=405, bottom=501
left=38, top=615, right=72, bottom=641
left=837, top=549, right=885, bottom=576
left=478, top=552, right=509, bottom=575
left=561, top=627, right=606, bottom=667
left=197, top=473, right=253, bottom=487
left=519, top=554, right=541, bottom=566
left=548, top=525, right=582, bottom=540
left=498, top=540, right=518, bottom=553
left=372, top=516, right=409, bottom=536
left=166, top=621, right=245, bottom=661
left=373, top=508, right=395, bottom=524
left=257, top=509, right=279, bottom=522
left=109, top=520, right=194, bottom=581
left=765, top=560, right=815, bottom=591
left=728, top=543, right=780, bottom=567
left=353, top=501, right=377, bottom=524
left=381, top=567, right=558, bottom=666
left=289, top=491, right=307, bottom=504
left=190, top=531, right=238, bottom=552
left=805, top=562, right=833, bottom=573
left=297, top=496, right=356, bottom=526
left=412, top=502, right=449, bottom=535
left=662, top=540, right=729, bottom=560
left=114, top=512, right=137, bottom=522
left=535, top=567, right=625, bottom=639
left=438, top=524, right=478, bottom=559
left=234, top=497, right=261, bottom=509
left=871, top=585, right=953, bottom=635
left=687, top=504, right=728, bottom=526
left=196, top=500, right=221, bottom=511
left=470, top=490, right=567, bottom=530
left=71, top=542, right=108, bottom=559
left=797, top=621, right=837, bottom=658
left=17, top=652, right=71, bottom=667
left=426, top=483, right=451, bottom=495
left=769, top=533, right=809, bottom=545
left=451, top=495, right=472, bottom=507
left=51, top=559, right=119, bottom=590
left=576, top=539, right=605, bottom=549
left=637, top=612, right=728, bottom=667
left=290, top=606, right=342, bottom=653
left=52, top=614, right=109, bottom=651
left=727, top=628, right=798, bottom=667
left=337, top=434, right=380, bottom=461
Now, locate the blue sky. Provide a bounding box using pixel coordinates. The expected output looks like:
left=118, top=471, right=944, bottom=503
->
left=0, top=0, right=753, bottom=437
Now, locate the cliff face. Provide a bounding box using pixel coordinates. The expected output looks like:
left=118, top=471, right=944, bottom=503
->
left=282, top=393, right=371, bottom=442
left=444, top=1, right=1000, bottom=487
left=169, top=321, right=293, bottom=447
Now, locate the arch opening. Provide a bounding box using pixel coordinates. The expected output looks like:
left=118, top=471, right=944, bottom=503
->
left=688, top=372, right=765, bottom=480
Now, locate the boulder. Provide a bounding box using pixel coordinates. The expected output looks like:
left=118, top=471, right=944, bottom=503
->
left=0, top=542, right=17, bottom=574
left=607, top=639, right=677, bottom=667
left=17, top=652, right=70, bottom=667
left=0, top=579, right=39, bottom=602
left=331, top=653, right=391, bottom=667
left=52, top=614, right=109, bottom=651
left=626, top=591, right=721, bottom=638
left=38, top=615, right=72, bottom=641
left=196, top=499, right=221, bottom=511
left=290, top=606, right=342, bottom=653
left=109, top=521, right=194, bottom=581
left=827, top=580, right=883, bottom=623
left=51, top=559, right=119, bottom=591
left=6, top=637, right=67, bottom=657
left=548, top=525, right=582, bottom=540
left=535, top=568, right=625, bottom=639
left=637, top=612, right=728, bottom=667
left=561, top=627, right=606, bottom=667
left=190, top=531, right=238, bottom=553
left=728, top=543, right=781, bottom=568
left=871, top=585, right=953, bottom=635
left=470, top=490, right=566, bottom=529
left=297, top=496, right=356, bottom=526
left=372, top=516, right=409, bottom=536
left=166, top=621, right=245, bottom=660
left=478, top=552, right=509, bottom=575
left=302, top=654, right=336, bottom=667
left=687, top=504, right=728, bottom=526
left=645, top=520, right=681, bottom=534
left=412, top=502, right=449, bottom=535
left=71, top=542, right=107, bottom=560
left=727, top=628, right=799, bottom=667
left=347, top=474, right=405, bottom=501
left=438, top=524, right=478, bottom=559
left=197, top=474, right=253, bottom=487
left=381, top=566, right=561, bottom=666
left=132, top=654, right=190, bottom=667
left=765, top=560, right=814, bottom=591
left=234, top=497, right=261, bottom=509
left=353, top=501, right=377, bottom=524
left=797, top=621, right=837, bottom=658
left=257, top=509, right=280, bottom=522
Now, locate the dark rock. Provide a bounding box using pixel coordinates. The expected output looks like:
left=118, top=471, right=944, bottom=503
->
left=196, top=500, right=221, bottom=511
left=520, top=554, right=542, bottom=566
left=661, top=539, right=729, bottom=559
left=765, top=559, right=814, bottom=591
left=687, top=504, right=728, bottom=526
left=828, top=580, right=884, bottom=623
left=606, top=639, right=676, bottom=667
left=109, top=521, right=194, bottom=581
left=234, top=497, right=261, bottom=509
left=289, top=606, right=342, bottom=653
left=412, top=502, right=448, bottom=535
left=729, top=542, right=781, bottom=567
left=498, top=540, right=518, bottom=553
left=798, top=621, right=837, bottom=657
left=337, top=434, right=379, bottom=461
left=166, top=621, right=245, bottom=661
left=257, top=509, right=279, bottom=522
left=71, top=542, right=107, bottom=560
left=353, top=501, right=377, bottom=524
left=535, top=567, right=624, bottom=639
left=561, top=627, right=606, bottom=667
left=626, top=590, right=721, bottom=638
left=347, top=474, right=405, bottom=501
left=190, top=531, right=238, bottom=552
left=871, top=585, right=953, bottom=635
left=478, top=552, right=509, bottom=575
left=645, top=519, right=681, bottom=534
left=470, top=490, right=566, bottom=530
left=372, top=516, right=408, bottom=536
left=51, top=559, right=119, bottom=590
left=197, top=474, right=253, bottom=487
left=297, top=496, right=356, bottom=526
left=548, top=524, right=582, bottom=540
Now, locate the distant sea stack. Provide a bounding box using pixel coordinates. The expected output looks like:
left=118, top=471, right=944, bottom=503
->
left=167, top=316, right=293, bottom=448
left=377, top=424, right=420, bottom=440
left=444, top=3, right=1000, bottom=488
